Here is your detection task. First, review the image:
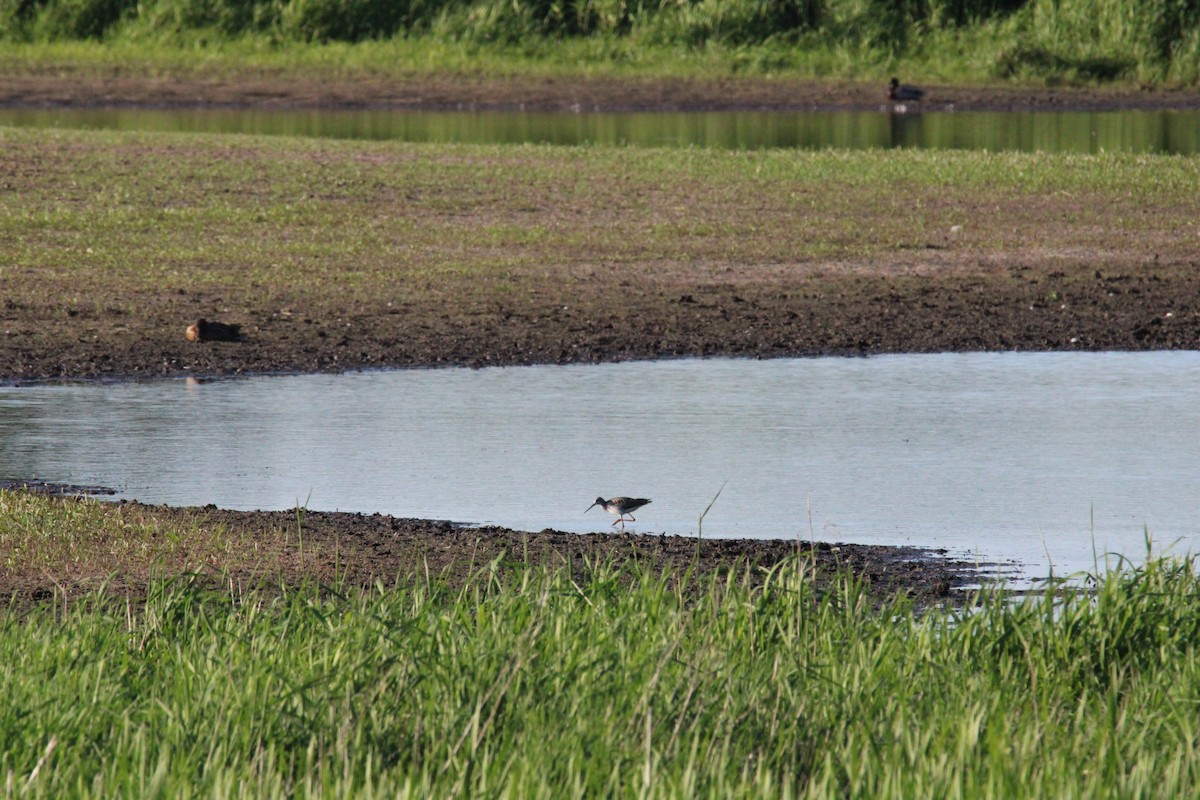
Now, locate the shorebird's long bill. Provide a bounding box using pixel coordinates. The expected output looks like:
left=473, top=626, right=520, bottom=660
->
left=585, top=502, right=598, bottom=512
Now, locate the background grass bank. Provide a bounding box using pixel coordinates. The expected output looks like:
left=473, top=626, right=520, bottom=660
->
left=2, top=0, right=1200, bottom=86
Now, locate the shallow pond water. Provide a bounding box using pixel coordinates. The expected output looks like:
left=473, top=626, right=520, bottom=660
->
left=2, top=353, right=1198, bottom=579
left=3, top=107, right=1200, bottom=153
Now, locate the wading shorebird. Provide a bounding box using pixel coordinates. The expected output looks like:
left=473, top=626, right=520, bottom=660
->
left=888, top=77, right=926, bottom=102
left=586, top=496, right=651, bottom=529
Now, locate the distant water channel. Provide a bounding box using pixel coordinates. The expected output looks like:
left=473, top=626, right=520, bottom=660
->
left=3, top=353, right=1199, bottom=580
left=3, top=107, right=1200, bottom=153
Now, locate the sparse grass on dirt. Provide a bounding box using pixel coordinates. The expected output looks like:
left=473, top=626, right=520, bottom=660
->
left=2, top=126, right=1198, bottom=381
left=0, top=490, right=306, bottom=597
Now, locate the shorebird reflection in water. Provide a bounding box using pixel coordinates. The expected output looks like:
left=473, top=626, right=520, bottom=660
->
left=586, top=496, right=652, bottom=529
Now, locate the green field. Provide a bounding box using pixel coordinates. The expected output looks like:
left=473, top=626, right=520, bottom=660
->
left=2, top=493, right=1200, bottom=797
left=3, top=125, right=1198, bottom=317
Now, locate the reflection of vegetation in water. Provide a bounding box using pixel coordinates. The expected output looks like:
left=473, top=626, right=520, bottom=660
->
left=2, top=106, right=1199, bottom=154
left=5, top=489, right=1200, bottom=795
left=1, top=0, right=1199, bottom=85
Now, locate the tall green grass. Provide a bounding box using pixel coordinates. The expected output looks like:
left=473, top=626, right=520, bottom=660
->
left=1, top=0, right=1198, bottom=84
left=4, top=553, right=1200, bottom=796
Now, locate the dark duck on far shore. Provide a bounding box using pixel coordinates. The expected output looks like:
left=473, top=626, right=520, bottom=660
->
left=888, top=77, right=926, bottom=102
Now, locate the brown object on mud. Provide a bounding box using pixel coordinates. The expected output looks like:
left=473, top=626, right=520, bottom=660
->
left=185, top=319, right=243, bottom=343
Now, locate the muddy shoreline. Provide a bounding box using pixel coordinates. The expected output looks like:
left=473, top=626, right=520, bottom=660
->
left=5, top=267, right=1199, bottom=385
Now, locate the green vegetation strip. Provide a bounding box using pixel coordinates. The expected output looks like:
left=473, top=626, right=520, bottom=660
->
left=3, top=492, right=1200, bottom=796
left=3, top=126, right=1198, bottom=318
left=3, top=0, right=1200, bottom=85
